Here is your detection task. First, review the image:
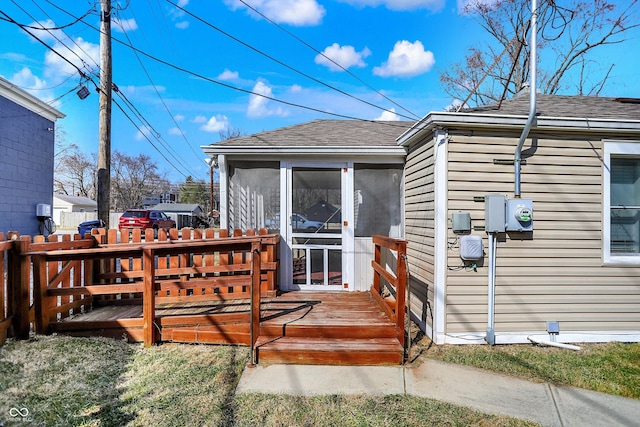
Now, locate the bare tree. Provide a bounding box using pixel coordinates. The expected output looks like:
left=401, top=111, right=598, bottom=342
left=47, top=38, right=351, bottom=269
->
left=218, top=127, right=244, bottom=141
left=55, top=148, right=96, bottom=198
left=54, top=127, right=97, bottom=198
left=110, top=150, right=171, bottom=211
left=441, top=0, right=640, bottom=107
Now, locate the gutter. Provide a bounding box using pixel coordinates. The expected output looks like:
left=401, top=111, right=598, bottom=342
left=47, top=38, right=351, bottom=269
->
left=201, top=145, right=407, bottom=158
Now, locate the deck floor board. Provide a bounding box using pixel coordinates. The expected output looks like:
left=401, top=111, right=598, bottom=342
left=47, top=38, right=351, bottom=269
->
left=57, top=291, right=403, bottom=365
left=62, top=291, right=390, bottom=326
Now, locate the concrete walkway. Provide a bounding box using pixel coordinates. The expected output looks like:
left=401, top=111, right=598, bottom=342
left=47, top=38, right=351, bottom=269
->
left=236, top=359, right=640, bottom=427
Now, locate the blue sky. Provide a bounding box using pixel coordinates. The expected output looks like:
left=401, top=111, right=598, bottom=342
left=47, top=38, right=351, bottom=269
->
left=1, top=0, right=639, bottom=183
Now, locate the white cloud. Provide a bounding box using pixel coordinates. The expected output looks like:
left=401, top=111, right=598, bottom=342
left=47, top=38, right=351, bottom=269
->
left=290, top=84, right=303, bottom=93
left=168, top=127, right=184, bottom=136
left=373, top=108, right=400, bottom=121
left=218, top=69, right=239, bottom=80
left=11, top=68, right=54, bottom=102
left=225, top=0, right=325, bottom=26
left=113, top=18, right=138, bottom=32
left=169, top=0, right=190, bottom=28
left=192, top=115, right=208, bottom=123
left=175, top=114, right=185, bottom=122
left=373, top=40, right=435, bottom=78
left=27, top=20, right=63, bottom=43
left=12, top=67, right=47, bottom=90
left=44, top=36, right=99, bottom=80
left=247, top=81, right=288, bottom=118
left=23, top=20, right=99, bottom=81
left=339, top=0, right=445, bottom=11
left=200, top=115, right=230, bottom=133
left=135, top=126, right=152, bottom=141
left=315, top=43, right=371, bottom=71
left=444, top=98, right=464, bottom=112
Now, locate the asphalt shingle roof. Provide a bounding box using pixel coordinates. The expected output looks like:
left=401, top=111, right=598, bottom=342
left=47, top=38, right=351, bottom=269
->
left=212, top=119, right=414, bottom=148
left=462, top=93, right=640, bottom=121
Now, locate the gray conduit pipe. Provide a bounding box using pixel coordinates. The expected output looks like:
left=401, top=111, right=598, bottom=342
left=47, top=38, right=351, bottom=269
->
left=486, top=232, right=497, bottom=345
left=514, top=0, right=538, bottom=198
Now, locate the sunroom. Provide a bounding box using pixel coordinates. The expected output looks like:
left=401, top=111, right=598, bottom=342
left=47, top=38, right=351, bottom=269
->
left=202, top=119, right=411, bottom=292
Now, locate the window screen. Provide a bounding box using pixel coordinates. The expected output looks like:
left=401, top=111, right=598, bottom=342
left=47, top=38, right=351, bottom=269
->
left=228, top=161, right=280, bottom=232
left=354, top=164, right=403, bottom=237
left=610, top=157, right=640, bottom=254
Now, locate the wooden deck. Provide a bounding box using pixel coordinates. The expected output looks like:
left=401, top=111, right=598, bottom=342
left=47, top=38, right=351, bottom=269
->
left=3, top=230, right=407, bottom=365
left=55, top=291, right=404, bottom=365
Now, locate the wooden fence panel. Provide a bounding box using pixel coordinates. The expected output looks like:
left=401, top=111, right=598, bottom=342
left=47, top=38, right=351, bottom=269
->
left=1, top=228, right=279, bottom=346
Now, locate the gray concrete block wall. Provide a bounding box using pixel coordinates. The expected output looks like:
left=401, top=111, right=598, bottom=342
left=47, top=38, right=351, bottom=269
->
left=0, top=95, right=55, bottom=236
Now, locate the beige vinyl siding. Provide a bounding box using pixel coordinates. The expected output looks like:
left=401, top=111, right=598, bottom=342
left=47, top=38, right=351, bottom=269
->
left=444, top=130, right=640, bottom=334
left=404, top=135, right=436, bottom=328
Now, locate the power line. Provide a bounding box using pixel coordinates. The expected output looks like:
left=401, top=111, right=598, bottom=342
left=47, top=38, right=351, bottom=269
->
left=166, top=0, right=417, bottom=122
left=114, top=6, right=203, bottom=169
left=10, top=2, right=205, bottom=180
left=14, top=0, right=97, bottom=77
left=42, top=0, right=416, bottom=130
left=0, top=7, right=198, bottom=181
left=236, top=0, right=420, bottom=120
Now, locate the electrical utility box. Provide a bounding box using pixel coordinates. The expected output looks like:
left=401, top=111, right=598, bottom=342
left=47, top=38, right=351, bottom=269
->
left=460, top=235, right=484, bottom=260
left=484, top=194, right=506, bottom=233
left=36, top=203, right=52, bottom=218
left=452, top=211, right=471, bottom=234
left=506, top=198, right=533, bottom=232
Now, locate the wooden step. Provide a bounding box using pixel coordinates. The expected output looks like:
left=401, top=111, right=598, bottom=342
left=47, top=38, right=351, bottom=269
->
left=259, top=323, right=398, bottom=339
left=163, top=324, right=250, bottom=345
left=255, top=337, right=403, bottom=366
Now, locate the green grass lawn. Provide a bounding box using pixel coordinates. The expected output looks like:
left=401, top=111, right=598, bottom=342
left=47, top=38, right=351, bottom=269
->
left=415, top=338, right=640, bottom=400
left=1, top=335, right=538, bottom=427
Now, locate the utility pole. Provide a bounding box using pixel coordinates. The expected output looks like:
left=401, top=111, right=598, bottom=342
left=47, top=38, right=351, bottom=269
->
left=97, top=0, right=112, bottom=228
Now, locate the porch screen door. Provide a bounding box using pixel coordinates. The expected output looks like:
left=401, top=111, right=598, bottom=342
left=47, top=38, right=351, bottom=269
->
left=290, top=167, right=344, bottom=290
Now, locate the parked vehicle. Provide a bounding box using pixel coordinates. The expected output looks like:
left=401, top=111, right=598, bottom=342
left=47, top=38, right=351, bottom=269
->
left=118, top=209, right=176, bottom=231
left=292, top=213, right=324, bottom=232
left=265, top=213, right=325, bottom=231
left=78, top=219, right=104, bottom=236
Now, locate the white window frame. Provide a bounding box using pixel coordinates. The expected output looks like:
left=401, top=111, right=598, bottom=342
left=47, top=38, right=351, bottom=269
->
left=603, top=140, right=640, bottom=265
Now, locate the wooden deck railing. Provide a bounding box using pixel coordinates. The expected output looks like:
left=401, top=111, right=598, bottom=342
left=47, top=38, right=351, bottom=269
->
left=0, top=229, right=279, bottom=358
left=370, top=235, right=408, bottom=348
left=0, top=233, right=16, bottom=345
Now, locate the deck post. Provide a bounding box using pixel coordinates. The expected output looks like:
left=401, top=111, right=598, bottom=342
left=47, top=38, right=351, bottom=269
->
left=9, top=238, right=31, bottom=339
left=32, top=254, right=51, bottom=334
left=143, top=247, right=156, bottom=347
left=249, top=240, right=261, bottom=366
left=396, top=241, right=407, bottom=347
left=372, top=240, right=381, bottom=294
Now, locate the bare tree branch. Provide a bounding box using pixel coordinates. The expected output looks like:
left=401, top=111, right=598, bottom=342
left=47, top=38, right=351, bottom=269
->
left=441, top=0, right=639, bottom=107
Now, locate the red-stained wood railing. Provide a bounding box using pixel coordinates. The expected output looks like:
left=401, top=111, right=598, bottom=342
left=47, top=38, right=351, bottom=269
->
left=6, top=232, right=97, bottom=341
left=2, top=228, right=279, bottom=356
left=370, top=235, right=408, bottom=348
left=0, top=232, right=15, bottom=345
left=28, top=232, right=267, bottom=354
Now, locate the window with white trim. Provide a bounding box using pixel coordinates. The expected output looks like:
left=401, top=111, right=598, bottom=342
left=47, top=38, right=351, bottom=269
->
left=604, top=141, right=640, bottom=264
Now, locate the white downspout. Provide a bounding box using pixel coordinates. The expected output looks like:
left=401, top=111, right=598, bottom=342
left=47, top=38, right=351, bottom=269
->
left=515, top=0, right=538, bottom=198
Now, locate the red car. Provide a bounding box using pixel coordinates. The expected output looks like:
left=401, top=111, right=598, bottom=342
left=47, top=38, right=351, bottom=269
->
left=118, top=209, right=176, bottom=231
